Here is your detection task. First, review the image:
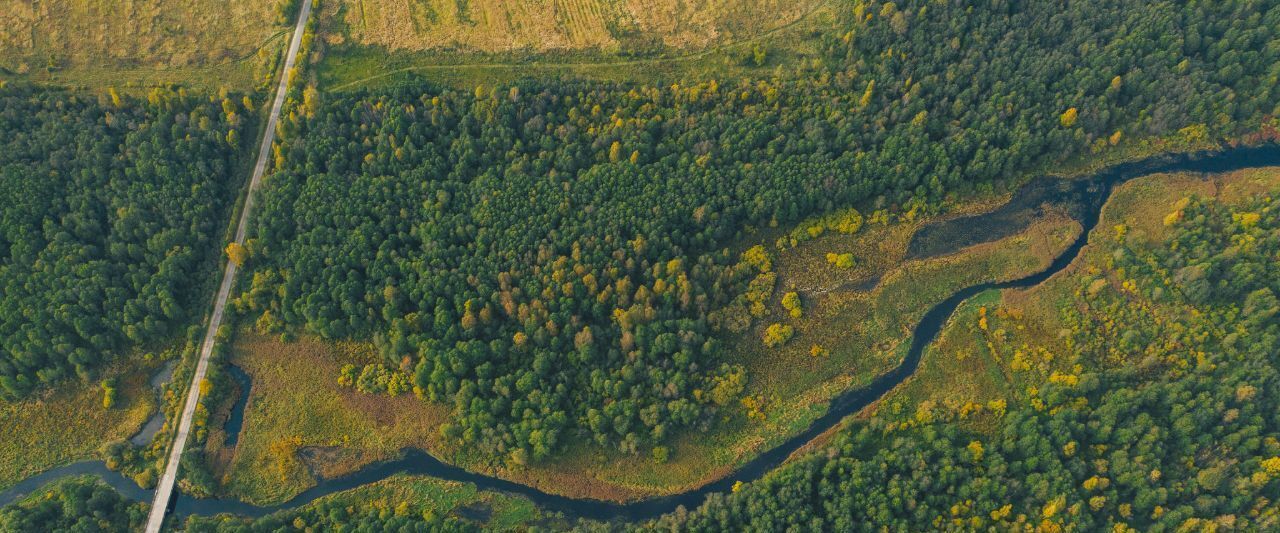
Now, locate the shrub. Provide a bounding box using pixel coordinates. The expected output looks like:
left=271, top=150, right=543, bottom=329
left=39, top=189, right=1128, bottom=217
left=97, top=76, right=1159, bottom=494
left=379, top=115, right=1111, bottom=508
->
left=763, top=323, right=795, bottom=348
left=781, top=292, right=803, bottom=318
left=826, top=253, right=855, bottom=269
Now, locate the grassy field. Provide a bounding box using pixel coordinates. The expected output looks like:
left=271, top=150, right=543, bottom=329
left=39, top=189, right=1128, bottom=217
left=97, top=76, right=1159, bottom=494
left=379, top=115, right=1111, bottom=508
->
left=867, top=166, right=1280, bottom=431
left=219, top=189, right=1084, bottom=503
left=0, top=359, right=162, bottom=490
left=4, top=0, right=838, bottom=91
left=217, top=334, right=452, bottom=504
left=0, top=0, right=289, bottom=91
left=317, top=0, right=834, bottom=90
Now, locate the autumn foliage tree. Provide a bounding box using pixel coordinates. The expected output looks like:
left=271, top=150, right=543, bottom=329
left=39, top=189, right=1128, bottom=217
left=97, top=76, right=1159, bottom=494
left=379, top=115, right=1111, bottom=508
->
left=226, top=242, right=248, bottom=267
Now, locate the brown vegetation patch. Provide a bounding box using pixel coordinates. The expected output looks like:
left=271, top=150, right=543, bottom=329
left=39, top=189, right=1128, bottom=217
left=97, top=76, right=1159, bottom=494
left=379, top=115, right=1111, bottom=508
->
left=327, top=0, right=823, bottom=54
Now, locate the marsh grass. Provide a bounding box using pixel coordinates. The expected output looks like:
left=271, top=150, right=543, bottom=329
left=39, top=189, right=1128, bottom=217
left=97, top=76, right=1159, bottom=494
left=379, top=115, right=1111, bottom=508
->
left=869, top=166, right=1280, bottom=433
left=311, top=473, right=539, bottom=527
left=0, top=359, right=162, bottom=489
left=219, top=334, right=450, bottom=504
left=217, top=473, right=541, bottom=530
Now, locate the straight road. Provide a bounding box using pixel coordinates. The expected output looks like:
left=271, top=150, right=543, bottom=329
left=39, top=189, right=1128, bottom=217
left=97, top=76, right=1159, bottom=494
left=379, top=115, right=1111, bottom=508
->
left=144, top=0, right=313, bottom=530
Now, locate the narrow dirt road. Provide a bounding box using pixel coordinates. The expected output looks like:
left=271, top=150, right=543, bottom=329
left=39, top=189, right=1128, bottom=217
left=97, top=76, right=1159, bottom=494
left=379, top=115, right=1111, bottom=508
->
left=144, top=0, right=313, bottom=530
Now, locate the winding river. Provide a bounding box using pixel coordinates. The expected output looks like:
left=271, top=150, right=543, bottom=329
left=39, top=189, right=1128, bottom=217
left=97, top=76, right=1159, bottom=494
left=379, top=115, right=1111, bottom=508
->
left=3, top=145, right=1279, bottom=523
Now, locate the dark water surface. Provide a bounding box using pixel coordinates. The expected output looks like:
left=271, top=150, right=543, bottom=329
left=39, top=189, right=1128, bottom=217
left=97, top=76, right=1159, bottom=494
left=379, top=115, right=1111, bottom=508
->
left=4, top=145, right=1279, bottom=523
left=906, top=176, right=1095, bottom=260
left=223, top=366, right=253, bottom=448
left=129, top=360, right=179, bottom=447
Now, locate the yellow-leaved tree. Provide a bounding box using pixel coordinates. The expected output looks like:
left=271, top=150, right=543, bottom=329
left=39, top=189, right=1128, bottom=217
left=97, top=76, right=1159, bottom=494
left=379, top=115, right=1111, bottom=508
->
left=226, top=242, right=248, bottom=267
left=763, top=323, right=794, bottom=348
left=1060, top=107, right=1078, bottom=127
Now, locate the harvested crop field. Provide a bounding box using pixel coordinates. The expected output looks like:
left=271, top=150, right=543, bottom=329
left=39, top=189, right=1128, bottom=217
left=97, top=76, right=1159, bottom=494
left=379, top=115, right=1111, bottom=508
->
left=328, top=0, right=824, bottom=54
left=0, top=0, right=288, bottom=88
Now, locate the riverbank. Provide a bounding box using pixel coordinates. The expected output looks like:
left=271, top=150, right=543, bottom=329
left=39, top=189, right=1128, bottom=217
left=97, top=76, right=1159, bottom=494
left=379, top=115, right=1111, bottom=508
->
left=875, top=163, right=1280, bottom=432
left=207, top=173, right=1072, bottom=506
left=189, top=144, right=1280, bottom=521
left=0, top=357, right=163, bottom=491
left=4, top=144, right=1279, bottom=525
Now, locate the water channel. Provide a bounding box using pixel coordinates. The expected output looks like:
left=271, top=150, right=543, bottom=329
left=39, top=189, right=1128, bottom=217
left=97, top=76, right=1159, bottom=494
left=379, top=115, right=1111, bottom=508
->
left=3, top=145, right=1278, bottom=523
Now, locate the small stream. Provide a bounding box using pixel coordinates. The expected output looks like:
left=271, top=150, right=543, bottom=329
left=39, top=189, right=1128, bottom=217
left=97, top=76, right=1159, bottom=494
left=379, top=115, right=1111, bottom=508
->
left=129, top=360, right=178, bottom=447
left=4, top=145, right=1279, bottom=523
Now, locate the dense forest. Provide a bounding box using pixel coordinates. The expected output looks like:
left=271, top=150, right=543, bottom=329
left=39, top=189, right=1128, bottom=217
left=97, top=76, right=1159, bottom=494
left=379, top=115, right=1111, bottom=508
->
left=240, top=0, right=1280, bottom=462
left=0, top=85, right=250, bottom=397
left=0, top=477, right=146, bottom=531
left=644, top=193, right=1280, bottom=530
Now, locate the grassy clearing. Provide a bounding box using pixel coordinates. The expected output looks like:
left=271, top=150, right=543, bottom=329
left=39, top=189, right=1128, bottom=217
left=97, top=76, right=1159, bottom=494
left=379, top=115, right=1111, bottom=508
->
left=0, top=0, right=288, bottom=91
left=869, top=166, right=1280, bottom=431
left=867, top=289, right=1015, bottom=434
left=317, top=0, right=834, bottom=90
left=1215, top=165, right=1280, bottom=204
left=219, top=334, right=451, bottom=504
left=0, top=53, right=282, bottom=95
left=220, top=331, right=650, bottom=503
left=0, top=359, right=162, bottom=490
left=743, top=208, right=1078, bottom=413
